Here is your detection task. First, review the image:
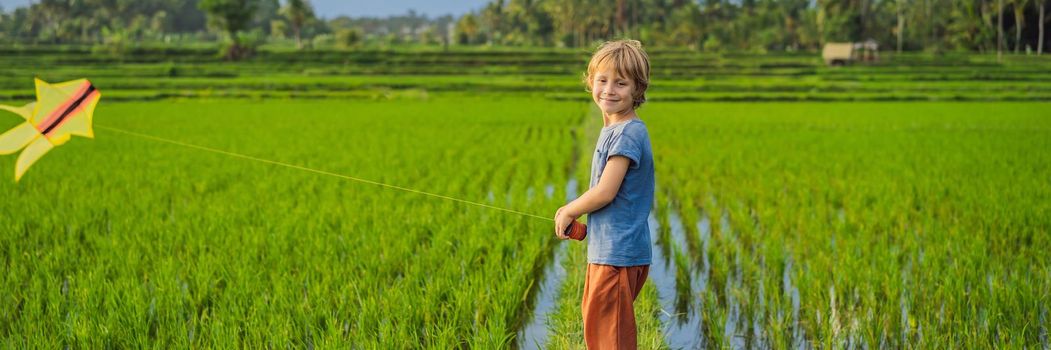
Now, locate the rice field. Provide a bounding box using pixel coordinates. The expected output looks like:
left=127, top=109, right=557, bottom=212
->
left=1, top=46, right=1048, bottom=348
left=644, top=102, right=1051, bottom=348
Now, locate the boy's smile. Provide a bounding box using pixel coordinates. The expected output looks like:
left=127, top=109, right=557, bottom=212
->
left=591, top=68, right=638, bottom=123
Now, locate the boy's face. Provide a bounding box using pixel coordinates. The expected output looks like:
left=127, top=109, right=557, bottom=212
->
left=591, top=67, right=635, bottom=115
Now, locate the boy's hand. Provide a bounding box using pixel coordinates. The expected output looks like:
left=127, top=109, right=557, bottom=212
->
left=554, top=206, right=578, bottom=239
left=550, top=157, right=630, bottom=239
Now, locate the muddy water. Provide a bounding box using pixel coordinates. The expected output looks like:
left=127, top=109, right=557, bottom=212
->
left=649, top=205, right=713, bottom=349
left=517, top=243, right=568, bottom=349
left=516, top=179, right=579, bottom=349
left=783, top=256, right=808, bottom=350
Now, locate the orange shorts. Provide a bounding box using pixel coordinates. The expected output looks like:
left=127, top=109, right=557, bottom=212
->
left=581, top=263, right=650, bottom=349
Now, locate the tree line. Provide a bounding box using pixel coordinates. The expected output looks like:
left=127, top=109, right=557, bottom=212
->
left=1, top=0, right=1046, bottom=56
left=456, top=0, right=1047, bottom=54
left=0, top=0, right=452, bottom=57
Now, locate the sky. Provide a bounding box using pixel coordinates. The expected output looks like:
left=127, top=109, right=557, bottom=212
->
left=0, top=0, right=491, bottom=18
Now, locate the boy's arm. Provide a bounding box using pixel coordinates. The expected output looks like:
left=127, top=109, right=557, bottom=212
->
left=554, top=156, right=631, bottom=237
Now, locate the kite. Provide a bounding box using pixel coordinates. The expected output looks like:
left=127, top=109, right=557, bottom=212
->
left=0, top=78, right=100, bottom=181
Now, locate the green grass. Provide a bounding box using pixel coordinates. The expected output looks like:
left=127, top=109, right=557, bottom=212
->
left=0, top=98, right=583, bottom=347
left=645, top=102, right=1051, bottom=348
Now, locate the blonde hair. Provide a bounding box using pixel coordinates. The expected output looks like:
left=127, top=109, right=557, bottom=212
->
left=583, top=39, right=651, bottom=109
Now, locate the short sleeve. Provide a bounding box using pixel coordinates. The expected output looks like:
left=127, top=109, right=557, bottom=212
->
left=608, top=126, right=642, bottom=170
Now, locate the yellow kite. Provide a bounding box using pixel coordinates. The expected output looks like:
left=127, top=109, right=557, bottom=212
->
left=0, top=78, right=100, bottom=181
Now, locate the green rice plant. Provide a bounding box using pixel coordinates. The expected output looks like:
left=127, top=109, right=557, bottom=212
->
left=647, top=101, right=1050, bottom=348
left=0, top=97, right=583, bottom=347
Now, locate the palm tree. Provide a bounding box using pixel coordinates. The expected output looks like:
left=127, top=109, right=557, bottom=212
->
left=998, top=0, right=1004, bottom=61
left=455, top=12, right=480, bottom=44
left=543, top=0, right=578, bottom=46
left=897, top=0, right=907, bottom=53
left=280, top=0, right=314, bottom=49
left=1039, top=0, right=1046, bottom=54
left=1013, top=0, right=1031, bottom=53
left=480, top=0, right=503, bottom=44
left=198, top=0, right=260, bottom=59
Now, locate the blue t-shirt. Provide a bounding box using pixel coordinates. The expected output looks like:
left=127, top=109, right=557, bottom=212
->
left=587, top=118, right=654, bottom=267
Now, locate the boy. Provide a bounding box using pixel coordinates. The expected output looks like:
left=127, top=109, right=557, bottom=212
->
left=554, top=39, right=655, bottom=349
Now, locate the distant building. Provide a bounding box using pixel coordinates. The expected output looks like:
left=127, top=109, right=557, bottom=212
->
left=822, top=43, right=854, bottom=66
left=822, top=39, right=879, bottom=66
left=856, top=39, right=879, bottom=62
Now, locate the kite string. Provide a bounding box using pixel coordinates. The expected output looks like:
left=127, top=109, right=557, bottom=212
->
left=94, top=124, right=553, bottom=223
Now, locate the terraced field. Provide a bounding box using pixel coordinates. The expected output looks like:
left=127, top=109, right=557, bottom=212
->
left=2, top=46, right=1051, bottom=102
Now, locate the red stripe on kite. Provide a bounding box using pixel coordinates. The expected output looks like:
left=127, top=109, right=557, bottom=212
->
left=37, top=81, right=92, bottom=133
left=43, top=90, right=99, bottom=138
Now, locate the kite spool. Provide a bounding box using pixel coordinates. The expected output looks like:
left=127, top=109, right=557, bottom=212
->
left=564, top=221, right=587, bottom=241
